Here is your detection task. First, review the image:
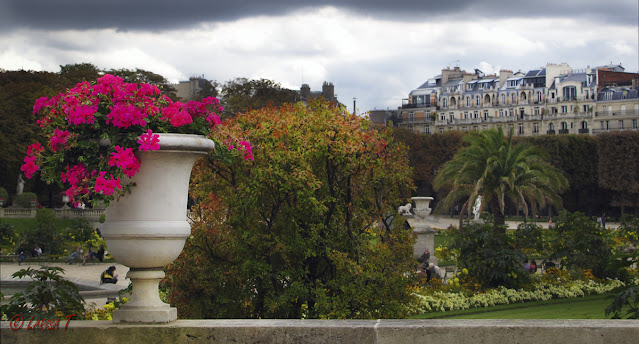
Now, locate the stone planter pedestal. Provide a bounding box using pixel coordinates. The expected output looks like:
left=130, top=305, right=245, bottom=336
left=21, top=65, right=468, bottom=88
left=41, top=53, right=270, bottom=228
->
left=101, top=134, right=214, bottom=323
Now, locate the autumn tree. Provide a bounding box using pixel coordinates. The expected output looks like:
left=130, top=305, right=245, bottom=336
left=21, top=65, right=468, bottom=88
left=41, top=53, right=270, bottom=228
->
left=166, top=100, right=415, bottom=319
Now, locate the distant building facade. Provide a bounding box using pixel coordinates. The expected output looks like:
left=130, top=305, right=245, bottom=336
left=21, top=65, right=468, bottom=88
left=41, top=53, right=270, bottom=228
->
left=392, top=63, right=639, bottom=136
left=175, top=76, right=209, bottom=101
left=299, top=82, right=338, bottom=104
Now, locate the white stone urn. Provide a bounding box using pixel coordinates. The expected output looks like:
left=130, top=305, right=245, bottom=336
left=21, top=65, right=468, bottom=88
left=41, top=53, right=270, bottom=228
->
left=411, top=196, right=433, bottom=219
left=101, top=133, right=214, bottom=323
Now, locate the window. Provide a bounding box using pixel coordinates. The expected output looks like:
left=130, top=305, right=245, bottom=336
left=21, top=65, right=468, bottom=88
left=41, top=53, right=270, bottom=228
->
left=473, top=111, right=479, bottom=119
left=605, top=120, right=609, bottom=130
left=537, top=92, right=542, bottom=103
left=440, top=113, right=446, bottom=121
left=583, top=105, right=588, bottom=113
left=533, top=122, right=539, bottom=133
left=561, top=122, right=568, bottom=130
left=466, top=97, right=471, bottom=107
left=475, top=96, right=480, bottom=106
left=483, top=110, right=488, bottom=120
left=562, top=86, right=577, bottom=101
left=442, top=98, right=448, bottom=109
left=549, top=123, right=555, bottom=131
left=633, top=119, right=638, bottom=129
left=462, top=126, right=468, bottom=131
left=551, top=92, right=555, bottom=99
left=424, top=126, right=430, bottom=134
left=408, top=112, right=414, bottom=122
left=619, top=120, right=624, bottom=130
left=449, top=113, right=454, bottom=122
left=534, top=107, right=540, bottom=115
left=464, top=111, right=469, bottom=119
left=552, top=107, right=557, bottom=114
left=518, top=123, right=524, bottom=135
left=499, top=109, right=504, bottom=117
left=600, top=121, right=604, bottom=129
left=501, top=94, right=506, bottom=104
left=439, top=127, right=445, bottom=133
left=581, top=121, right=587, bottom=129
left=511, top=93, right=516, bottom=104
left=561, top=106, right=568, bottom=113
left=482, top=125, right=488, bottom=131
left=509, top=109, right=514, bottom=116
left=473, top=126, right=479, bottom=131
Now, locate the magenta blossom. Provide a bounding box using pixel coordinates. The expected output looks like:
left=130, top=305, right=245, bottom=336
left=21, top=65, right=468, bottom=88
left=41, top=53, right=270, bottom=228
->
left=94, top=171, right=122, bottom=196
left=138, top=130, right=160, bottom=151
left=20, top=156, right=40, bottom=179
left=50, top=127, right=71, bottom=152
left=26, top=143, right=44, bottom=156
left=109, top=146, right=141, bottom=177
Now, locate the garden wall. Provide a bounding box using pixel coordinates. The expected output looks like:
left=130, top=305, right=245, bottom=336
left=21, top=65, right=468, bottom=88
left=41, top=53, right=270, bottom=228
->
left=2, top=319, right=638, bottom=344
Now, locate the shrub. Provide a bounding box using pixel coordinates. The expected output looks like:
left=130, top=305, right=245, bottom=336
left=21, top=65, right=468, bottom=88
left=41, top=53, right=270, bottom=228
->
left=21, top=209, right=65, bottom=255
left=63, top=218, right=94, bottom=243
left=15, top=192, right=38, bottom=208
left=449, top=221, right=529, bottom=289
left=0, top=187, right=8, bottom=203
left=0, top=220, right=18, bottom=249
left=550, top=211, right=613, bottom=278
left=0, top=266, right=85, bottom=320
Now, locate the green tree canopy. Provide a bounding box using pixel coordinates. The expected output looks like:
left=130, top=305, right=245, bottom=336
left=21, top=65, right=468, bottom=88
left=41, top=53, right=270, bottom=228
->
left=434, top=126, right=568, bottom=229
left=220, top=77, right=299, bottom=117
left=166, top=100, right=415, bottom=319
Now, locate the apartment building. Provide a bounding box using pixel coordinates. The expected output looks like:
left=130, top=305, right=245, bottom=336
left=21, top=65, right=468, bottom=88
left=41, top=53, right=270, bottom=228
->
left=395, top=63, right=639, bottom=136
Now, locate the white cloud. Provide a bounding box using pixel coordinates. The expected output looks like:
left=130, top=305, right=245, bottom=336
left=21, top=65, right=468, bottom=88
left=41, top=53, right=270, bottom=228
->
left=0, top=6, right=637, bottom=112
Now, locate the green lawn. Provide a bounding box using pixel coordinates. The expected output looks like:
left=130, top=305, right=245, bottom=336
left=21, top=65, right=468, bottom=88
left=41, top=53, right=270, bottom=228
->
left=411, top=293, right=613, bottom=319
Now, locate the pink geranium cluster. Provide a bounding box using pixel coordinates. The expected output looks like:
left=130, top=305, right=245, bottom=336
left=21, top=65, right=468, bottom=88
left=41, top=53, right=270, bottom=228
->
left=224, top=138, right=255, bottom=162
left=22, top=74, right=231, bottom=207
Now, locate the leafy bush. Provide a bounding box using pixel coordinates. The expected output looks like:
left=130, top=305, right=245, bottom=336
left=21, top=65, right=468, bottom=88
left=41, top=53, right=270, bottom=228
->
left=63, top=218, right=94, bottom=243
left=449, top=221, right=528, bottom=289
left=0, top=266, right=85, bottom=320
left=21, top=209, right=65, bottom=255
left=550, top=211, right=613, bottom=278
left=0, top=220, right=18, bottom=249
left=606, top=285, right=639, bottom=319
left=0, top=187, right=8, bottom=202
left=15, top=192, right=38, bottom=208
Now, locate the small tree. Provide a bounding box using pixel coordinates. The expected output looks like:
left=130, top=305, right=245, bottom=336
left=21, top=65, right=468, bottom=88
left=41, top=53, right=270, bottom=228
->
left=167, top=100, right=415, bottom=319
left=16, top=192, right=38, bottom=208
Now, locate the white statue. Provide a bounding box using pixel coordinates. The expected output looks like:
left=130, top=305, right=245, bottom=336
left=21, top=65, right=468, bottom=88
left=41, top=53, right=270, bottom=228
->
left=398, top=203, right=412, bottom=215
left=16, top=174, right=24, bottom=195
left=472, top=195, right=482, bottom=221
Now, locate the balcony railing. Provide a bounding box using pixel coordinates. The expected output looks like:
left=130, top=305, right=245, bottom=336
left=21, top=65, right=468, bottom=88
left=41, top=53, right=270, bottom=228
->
left=558, top=129, right=570, bottom=134
left=578, top=128, right=590, bottom=134
left=546, top=130, right=556, bottom=134
left=401, top=103, right=436, bottom=109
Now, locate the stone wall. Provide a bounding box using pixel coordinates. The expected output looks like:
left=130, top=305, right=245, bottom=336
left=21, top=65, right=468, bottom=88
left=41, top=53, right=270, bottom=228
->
left=2, top=319, right=638, bottom=344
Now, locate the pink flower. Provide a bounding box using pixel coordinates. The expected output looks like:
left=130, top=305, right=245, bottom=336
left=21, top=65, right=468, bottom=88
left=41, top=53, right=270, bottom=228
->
left=33, top=97, right=49, bottom=115
left=161, top=102, right=193, bottom=127
left=138, top=130, right=160, bottom=151
left=26, top=143, right=44, bottom=156
left=61, top=164, right=88, bottom=186
left=107, top=103, right=147, bottom=128
left=67, top=104, right=98, bottom=126
left=109, top=146, right=141, bottom=177
left=21, top=155, right=40, bottom=179
left=50, top=127, right=71, bottom=152
left=239, top=141, right=254, bottom=161
left=206, top=113, right=221, bottom=127
left=94, top=171, right=122, bottom=196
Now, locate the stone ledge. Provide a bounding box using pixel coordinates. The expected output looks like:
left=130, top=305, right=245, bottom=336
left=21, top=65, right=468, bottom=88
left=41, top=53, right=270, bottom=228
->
left=2, top=319, right=638, bottom=344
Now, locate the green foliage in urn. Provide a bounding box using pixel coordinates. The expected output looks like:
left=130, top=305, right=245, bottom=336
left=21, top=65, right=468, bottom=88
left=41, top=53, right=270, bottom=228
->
left=166, top=99, right=416, bottom=319
left=15, top=192, right=38, bottom=208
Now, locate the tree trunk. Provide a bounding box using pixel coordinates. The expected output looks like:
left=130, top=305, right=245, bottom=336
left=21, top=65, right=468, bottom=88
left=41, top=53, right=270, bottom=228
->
left=491, top=199, right=506, bottom=233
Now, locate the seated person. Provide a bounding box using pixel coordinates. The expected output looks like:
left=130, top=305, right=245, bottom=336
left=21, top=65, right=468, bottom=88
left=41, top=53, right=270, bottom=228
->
left=82, top=247, right=98, bottom=265
left=67, top=246, right=84, bottom=264
left=100, top=266, right=118, bottom=284
left=17, top=245, right=27, bottom=265
left=417, top=262, right=432, bottom=282
left=31, top=244, right=43, bottom=258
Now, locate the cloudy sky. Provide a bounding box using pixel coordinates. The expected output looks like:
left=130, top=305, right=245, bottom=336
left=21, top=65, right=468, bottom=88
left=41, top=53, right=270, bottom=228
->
left=1, top=0, right=637, bottom=113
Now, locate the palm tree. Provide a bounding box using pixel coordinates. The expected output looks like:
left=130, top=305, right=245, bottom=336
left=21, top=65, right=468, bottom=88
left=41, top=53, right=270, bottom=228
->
left=434, top=126, right=568, bottom=231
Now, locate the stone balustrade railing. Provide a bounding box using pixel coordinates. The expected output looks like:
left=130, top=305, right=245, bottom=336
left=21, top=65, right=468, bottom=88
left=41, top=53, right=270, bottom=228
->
left=0, top=207, right=105, bottom=219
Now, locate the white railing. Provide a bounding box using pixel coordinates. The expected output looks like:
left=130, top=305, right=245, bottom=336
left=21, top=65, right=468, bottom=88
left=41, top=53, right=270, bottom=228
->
left=0, top=207, right=105, bottom=219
